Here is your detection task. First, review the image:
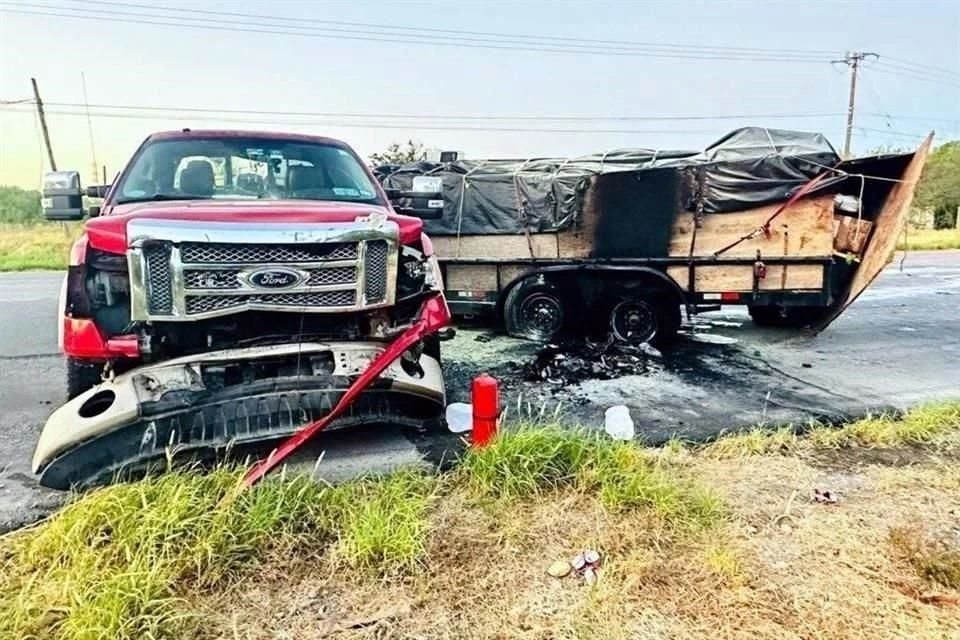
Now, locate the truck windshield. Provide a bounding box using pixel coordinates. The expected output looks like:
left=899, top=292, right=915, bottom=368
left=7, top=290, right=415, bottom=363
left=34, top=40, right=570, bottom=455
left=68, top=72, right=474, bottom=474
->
left=114, top=137, right=382, bottom=205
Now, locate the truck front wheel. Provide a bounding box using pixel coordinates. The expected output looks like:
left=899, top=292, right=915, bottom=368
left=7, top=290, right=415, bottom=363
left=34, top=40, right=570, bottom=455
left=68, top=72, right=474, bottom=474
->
left=66, top=358, right=103, bottom=400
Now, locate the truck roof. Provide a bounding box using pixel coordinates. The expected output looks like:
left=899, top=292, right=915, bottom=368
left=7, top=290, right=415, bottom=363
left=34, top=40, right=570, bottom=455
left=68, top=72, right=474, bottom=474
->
left=146, top=129, right=352, bottom=148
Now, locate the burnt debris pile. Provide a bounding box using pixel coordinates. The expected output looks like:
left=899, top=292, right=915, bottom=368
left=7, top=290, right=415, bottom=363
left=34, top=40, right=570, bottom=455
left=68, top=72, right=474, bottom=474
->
left=517, top=339, right=662, bottom=386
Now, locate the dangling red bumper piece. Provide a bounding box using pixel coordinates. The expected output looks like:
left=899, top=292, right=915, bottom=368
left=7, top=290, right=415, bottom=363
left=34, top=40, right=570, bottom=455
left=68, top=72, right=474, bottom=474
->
left=241, top=294, right=451, bottom=488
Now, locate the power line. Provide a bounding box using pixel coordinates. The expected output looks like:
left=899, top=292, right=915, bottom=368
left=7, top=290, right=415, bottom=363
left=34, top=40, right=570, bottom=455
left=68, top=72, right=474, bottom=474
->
left=30, top=0, right=960, bottom=80
left=1, top=104, right=942, bottom=143
left=1, top=99, right=951, bottom=128
left=855, top=127, right=934, bottom=139
left=57, top=0, right=843, bottom=57
left=37, top=101, right=848, bottom=122
left=879, top=55, right=960, bottom=80
left=0, top=105, right=727, bottom=134
left=0, top=4, right=835, bottom=63
left=868, top=64, right=960, bottom=88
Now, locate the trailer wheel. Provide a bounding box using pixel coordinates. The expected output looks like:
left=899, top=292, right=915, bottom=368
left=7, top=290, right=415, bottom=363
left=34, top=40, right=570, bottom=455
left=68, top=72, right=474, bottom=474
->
left=503, top=277, right=569, bottom=342
left=608, top=294, right=681, bottom=348
left=748, top=305, right=829, bottom=328
left=67, top=358, right=103, bottom=400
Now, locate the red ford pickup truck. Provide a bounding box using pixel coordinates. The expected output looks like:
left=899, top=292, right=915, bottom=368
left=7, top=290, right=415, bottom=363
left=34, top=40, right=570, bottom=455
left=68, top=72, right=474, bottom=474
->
left=34, top=129, right=450, bottom=489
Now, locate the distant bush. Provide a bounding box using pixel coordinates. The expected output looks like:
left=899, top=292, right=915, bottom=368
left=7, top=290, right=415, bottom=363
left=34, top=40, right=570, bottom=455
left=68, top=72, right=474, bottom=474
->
left=0, top=186, right=42, bottom=223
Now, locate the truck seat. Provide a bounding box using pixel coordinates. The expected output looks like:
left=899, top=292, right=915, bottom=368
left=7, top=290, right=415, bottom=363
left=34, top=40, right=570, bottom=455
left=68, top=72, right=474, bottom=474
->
left=179, top=160, right=215, bottom=196
left=287, top=165, right=329, bottom=195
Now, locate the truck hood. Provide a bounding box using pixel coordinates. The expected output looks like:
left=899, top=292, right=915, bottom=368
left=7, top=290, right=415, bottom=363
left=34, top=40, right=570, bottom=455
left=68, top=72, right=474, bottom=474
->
left=85, top=200, right=423, bottom=254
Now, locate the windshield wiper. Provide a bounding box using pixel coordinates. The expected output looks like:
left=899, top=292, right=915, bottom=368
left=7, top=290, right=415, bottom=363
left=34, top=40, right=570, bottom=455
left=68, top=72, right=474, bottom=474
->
left=115, top=194, right=212, bottom=205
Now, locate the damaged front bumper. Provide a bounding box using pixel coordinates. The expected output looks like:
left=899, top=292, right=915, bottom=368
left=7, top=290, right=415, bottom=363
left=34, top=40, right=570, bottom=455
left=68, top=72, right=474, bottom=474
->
left=33, top=342, right=444, bottom=490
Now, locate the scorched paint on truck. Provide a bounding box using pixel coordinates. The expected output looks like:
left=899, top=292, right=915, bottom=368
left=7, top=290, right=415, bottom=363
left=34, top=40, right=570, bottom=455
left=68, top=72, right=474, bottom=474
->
left=34, top=130, right=451, bottom=489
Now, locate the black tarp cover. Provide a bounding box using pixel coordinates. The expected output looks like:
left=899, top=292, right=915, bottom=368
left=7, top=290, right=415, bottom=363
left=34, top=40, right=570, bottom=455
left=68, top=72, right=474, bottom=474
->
left=377, top=127, right=840, bottom=236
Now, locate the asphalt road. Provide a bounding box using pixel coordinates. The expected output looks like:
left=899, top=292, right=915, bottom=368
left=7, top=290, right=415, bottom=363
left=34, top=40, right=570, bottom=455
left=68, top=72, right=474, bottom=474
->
left=1, top=251, right=958, bottom=531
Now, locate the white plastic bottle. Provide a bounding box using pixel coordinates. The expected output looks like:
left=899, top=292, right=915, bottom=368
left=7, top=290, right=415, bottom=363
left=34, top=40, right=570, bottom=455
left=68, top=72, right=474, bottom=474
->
left=604, top=405, right=635, bottom=441
left=445, top=402, right=474, bottom=433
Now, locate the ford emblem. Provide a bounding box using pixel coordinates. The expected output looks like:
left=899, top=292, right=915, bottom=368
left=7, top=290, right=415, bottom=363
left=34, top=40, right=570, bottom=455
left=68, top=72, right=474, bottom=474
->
left=247, top=267, right=303, bottom=289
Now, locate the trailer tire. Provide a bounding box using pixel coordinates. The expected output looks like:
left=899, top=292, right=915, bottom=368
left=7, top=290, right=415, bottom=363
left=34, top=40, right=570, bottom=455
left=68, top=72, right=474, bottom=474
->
left=748, top=305, right=829, bottom=328
left=503, top=276, right=573, bottom=342
left=608, top=293, right=681, bottom=348
left=67, top=358, right=103, bottom=400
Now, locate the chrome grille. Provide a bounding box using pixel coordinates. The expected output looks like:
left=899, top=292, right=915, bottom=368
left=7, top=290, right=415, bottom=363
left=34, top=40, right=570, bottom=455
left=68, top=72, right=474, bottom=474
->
left=185, top=291, right=356, bottom=315
left=128, top=219, right=399, bottom=322
left=181, top=242, right=357, bottom=264
left=144, top=243, right=173, bottom=313
left=306, top=266, right=356, bottom=286
left=184, top=269, right=241, bottom=290
left=365, top=240, right=389, bottom=303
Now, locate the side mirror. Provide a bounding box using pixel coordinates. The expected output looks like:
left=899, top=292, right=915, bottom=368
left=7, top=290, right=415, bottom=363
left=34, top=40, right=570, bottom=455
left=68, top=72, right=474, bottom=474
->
left=85, top=184, right=111, bottom=198
left=41, top=171, right=85, bottom=221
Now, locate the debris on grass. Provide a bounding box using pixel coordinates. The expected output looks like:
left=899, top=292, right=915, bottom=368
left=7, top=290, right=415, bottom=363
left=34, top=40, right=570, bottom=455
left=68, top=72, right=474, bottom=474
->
left=889, top=526, right=960, bottom=590
left=547, top=559, right=573, bottom=578
left=812, top=488, right=839, bottom=504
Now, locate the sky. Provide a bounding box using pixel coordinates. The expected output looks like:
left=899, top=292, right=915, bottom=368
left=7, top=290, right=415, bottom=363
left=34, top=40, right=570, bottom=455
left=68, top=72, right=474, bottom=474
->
left=1, top=0, right=958, bottom=189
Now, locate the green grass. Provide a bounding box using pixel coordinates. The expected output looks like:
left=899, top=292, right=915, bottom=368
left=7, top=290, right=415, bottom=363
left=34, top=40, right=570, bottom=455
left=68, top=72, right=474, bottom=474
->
left=0, top=467, right=436, bottom=640
left=897, top=227, right=960, bottom=251
left=703, top=401, right=960, bottom=459
left=461, top=426, right=723, bottom=528
left=0, top=222, right=80, bottom=271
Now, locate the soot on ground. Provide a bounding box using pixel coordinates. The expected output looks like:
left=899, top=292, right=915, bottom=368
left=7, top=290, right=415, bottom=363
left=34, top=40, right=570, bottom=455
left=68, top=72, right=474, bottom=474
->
left=516, top=339, right=663, bottom=386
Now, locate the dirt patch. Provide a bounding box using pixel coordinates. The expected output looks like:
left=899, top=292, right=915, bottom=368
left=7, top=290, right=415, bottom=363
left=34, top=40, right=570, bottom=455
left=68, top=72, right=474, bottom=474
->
left=805, top=443, right=952, bottom=470
left=209, top=452, right=960, bottom=640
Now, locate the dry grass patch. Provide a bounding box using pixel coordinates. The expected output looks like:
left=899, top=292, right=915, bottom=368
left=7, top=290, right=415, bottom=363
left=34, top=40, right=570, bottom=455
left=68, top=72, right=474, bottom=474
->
left=889, top=527, right=960, bottom=590
left=704, top=401, right=960, bottom=459
left=0, top=222, right=81, bottom=271
left=897, top=227, right=960, bottom=251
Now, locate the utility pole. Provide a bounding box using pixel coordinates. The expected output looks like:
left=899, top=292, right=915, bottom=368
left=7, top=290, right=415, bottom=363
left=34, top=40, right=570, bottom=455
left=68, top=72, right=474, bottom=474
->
left=30, top=77, right=57, bottom=171
left=833, top=52, right=879, bottom=159
left=81, top=72, right=99, bottom=185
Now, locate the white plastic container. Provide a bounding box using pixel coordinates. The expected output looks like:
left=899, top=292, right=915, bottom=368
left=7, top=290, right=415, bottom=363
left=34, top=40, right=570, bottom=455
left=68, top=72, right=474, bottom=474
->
left=445, top=402, right=473, bottom=433
left=604, top=405, right=635, bottom=441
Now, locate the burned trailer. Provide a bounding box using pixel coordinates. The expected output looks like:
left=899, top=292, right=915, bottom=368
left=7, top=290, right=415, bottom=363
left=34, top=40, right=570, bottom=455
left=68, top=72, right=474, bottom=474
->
left=379, top=128, right=932, bottom=344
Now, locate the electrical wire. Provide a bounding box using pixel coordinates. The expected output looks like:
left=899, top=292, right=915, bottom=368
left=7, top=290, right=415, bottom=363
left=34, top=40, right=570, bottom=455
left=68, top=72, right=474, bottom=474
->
left=0, top=104, right=728, bottom=134
left=1, top=104, right=941, bottom=143
left=879, top=55, right=960, bottom=80
left=855, top=126, right=933, bottom=139
left=868, top=64, right=960, bottom=88
left=54, top=0, right=845, bottom=57
left=0, top=98, right=951, bottom=127
left=36, top=101, right=849, bottom=122
left=0, top=4, right=836, bottom=63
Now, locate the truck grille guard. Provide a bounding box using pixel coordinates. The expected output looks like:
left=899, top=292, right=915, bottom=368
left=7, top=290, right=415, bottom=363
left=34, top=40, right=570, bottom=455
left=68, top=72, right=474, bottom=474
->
left=127, top=218, right=399, bottom=321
